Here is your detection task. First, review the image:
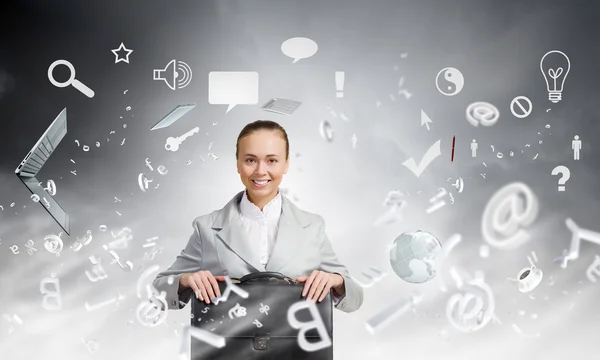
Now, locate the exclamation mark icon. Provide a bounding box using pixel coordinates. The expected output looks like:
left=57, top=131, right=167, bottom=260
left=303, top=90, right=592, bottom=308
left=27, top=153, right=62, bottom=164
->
left=335, top=71, right=345, bottom=98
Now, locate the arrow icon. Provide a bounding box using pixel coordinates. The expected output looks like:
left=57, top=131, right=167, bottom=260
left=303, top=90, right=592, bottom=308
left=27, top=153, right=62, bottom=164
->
left=421, top=110, right=432, bottom=130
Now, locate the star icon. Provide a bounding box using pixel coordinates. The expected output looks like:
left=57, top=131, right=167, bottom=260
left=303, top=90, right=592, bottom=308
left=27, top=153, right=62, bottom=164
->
left=111, top=42, right=133, bottom=64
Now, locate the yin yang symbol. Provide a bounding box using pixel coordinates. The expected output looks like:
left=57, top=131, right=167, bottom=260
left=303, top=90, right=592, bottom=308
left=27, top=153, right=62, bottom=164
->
left=435, top=67, right=464, bottom=96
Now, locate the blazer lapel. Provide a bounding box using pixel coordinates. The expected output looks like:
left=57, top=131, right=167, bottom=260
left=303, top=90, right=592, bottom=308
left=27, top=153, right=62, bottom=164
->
left=266, top=194, right=312, bottom=272
left=212, top=190, right=313, bottom=273
left=212, top=191, right=263, bottom=271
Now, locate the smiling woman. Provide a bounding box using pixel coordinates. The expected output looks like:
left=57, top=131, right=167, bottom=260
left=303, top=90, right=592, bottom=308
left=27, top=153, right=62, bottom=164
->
left=153, top=120, right=363, bottom=314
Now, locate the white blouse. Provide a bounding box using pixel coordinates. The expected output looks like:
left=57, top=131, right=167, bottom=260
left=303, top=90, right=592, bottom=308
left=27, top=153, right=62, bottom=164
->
left=238, top=189, right=343, bottom=304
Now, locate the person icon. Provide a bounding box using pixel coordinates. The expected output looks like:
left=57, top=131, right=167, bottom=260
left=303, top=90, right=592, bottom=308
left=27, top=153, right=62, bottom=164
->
left=471, top=139, right=478, bottom=157
left=572, top=135, right=582, bottom=160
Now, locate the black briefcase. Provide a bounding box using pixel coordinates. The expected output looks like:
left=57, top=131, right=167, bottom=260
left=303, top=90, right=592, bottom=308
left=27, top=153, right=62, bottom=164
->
left=190, top=272, right=333, bottom=360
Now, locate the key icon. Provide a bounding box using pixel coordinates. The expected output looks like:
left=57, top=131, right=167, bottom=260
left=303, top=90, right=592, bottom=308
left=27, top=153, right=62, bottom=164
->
left=165, top=127, right=199, bottom=152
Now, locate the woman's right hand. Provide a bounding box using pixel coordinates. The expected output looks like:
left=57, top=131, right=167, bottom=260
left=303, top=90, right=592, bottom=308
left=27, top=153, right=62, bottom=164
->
left=180, top=270, right=226, bottom=304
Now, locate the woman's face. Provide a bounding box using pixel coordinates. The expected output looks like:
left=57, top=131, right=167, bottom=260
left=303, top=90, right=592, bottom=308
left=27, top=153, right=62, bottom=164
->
left=237, top=129, right=289, bottom=200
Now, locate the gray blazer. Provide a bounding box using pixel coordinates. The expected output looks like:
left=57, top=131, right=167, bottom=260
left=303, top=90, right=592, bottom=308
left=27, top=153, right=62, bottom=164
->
left=153, top=190, right=363, bottom=313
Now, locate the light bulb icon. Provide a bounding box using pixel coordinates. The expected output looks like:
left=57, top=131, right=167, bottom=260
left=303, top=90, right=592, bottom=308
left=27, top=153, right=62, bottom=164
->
left=540, top=50, right=570, bottom=103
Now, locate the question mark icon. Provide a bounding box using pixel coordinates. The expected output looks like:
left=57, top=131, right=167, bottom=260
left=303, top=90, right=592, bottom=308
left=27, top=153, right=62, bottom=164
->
left=551, top=165, right=571, bottom=191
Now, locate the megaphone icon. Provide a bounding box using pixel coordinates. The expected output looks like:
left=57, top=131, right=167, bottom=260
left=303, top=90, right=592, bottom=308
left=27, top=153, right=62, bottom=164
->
left=153, top=59, right=193, bottom=90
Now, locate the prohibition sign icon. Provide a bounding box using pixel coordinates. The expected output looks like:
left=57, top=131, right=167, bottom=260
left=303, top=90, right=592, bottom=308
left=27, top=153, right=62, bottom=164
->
left=510, top=96, right=533, bottom=119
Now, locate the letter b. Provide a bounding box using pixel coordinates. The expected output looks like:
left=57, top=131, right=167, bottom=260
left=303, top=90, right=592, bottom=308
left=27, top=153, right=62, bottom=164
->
left=287, top=300, right=331, bottom=352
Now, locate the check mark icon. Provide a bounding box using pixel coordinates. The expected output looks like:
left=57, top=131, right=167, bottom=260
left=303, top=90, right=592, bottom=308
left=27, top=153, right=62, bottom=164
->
left=402, top=140, right=441, bottom=178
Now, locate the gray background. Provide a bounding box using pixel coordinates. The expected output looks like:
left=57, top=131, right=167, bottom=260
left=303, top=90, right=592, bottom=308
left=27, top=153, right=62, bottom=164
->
left=1, top=0, right=599, bottom=359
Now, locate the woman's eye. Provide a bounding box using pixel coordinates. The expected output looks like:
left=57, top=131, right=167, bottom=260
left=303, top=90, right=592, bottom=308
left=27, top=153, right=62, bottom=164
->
left=269, top=159, right=277, bottom=163
left=246, top=159, right=254, bottom=163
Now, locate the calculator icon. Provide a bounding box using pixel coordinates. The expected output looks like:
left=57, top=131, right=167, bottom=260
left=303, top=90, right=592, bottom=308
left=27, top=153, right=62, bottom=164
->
left=260, top=98, right=302, bottom=115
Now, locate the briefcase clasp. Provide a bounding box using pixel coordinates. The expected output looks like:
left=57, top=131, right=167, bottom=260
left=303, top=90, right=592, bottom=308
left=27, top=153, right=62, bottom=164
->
left=253, top=335, right=270, bottom=351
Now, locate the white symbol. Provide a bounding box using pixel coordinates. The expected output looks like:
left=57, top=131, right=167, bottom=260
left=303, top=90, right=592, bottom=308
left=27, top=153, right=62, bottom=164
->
left=138, top=173, right=153, bottom=192
left=540, top=50, right=570, bottom=103
left=165, top=126, right=199, bottom=152
left=143, top=236, right=159, bottom=248
left=40, top=277, right=62, bottom=310
left=253, top=319, right=263, bottom=328
left=435, top=67, right=464, bottom=96
left=107, top=250, right=133, bottom=271
left=70, top=230, right=92, bottom=252
left=551, top=165, right=570, bottom=191
left=507, top=253, right=543, bottom=293
left=144, top=247, right=163, bottom=261
left=281, top=37, right=318, bottom=63
left=75, top=140, right=80, bottom=146
left=481, top=182, right=539, bottom=250
left=145, top=158, right=154, bottom=171
left=41, top=197, right=51, bottom=209
left=351, top=134, right=357, bottom=149
left=81, top=338, right=100, bottom=353
left=47, top=60, right=95, bottom=98
left=402, top=140, right=441, bottom=178
left=10, top=245, right=19, bottom=254
left=85, top=255, right=108, bottom=282
left=83, top=145, right=89, bottom=151
left=466, top=102, right=499, bottom=127
left=287, top=300, right=332, bottom=352
left=335, top=71, right=345, bottom=98
left=136, top=290, right=168, bottom=327
left=426, top=188, right=448, bottom=214
left=85, top=293, right=126, bottom=311
left=153, top=59, right=192, bottom=90
left=43, top=234, right=63, bottom=256
left=479, top=244, right=490, bottom=258
left=586, top=255, right=600, bottom=282
left=350, top=266, right=387, bottom=288
left=211, top=276, right=249, bottom=305
left=319, top=120, right=334, bottom=142
left=24, top=239, right=38, bottom=255
left=374, top=192, right=407, bottom=226
left=397, top=76, right=413, bottom=99
left=510, top=96, right=533, bottom=119
left=437, top=234, right=463, bottom=292
left=572, top=135, right=582, bottom=160
left=228, top=303, right=247, bottom=319
left=208, top=71, right=258, bottom=113
left=450, top=177, right=464, bottom=193
left=365, top=294, right=423, bottom=334
left=555, top=218, right=600, bottom=268
left=104, top=227, right=133, bottom=250
left=259, top=303, right=270, bottom=315
left=446, top=269, right=495, bottom=333
left=136, top=265, right=161, bottom=299
left=2, top=313, right=23, bottom=335
left=180, top=325, right=225, bottom=358
left=111, top=42, right=133, bottom=64
left=157, top=165, right=168, bottom=175
left=421, top=109, right=433, bottom=130
left=43, top=180, right=56, bottom=196
left=201, top=307, right=210, bottom=314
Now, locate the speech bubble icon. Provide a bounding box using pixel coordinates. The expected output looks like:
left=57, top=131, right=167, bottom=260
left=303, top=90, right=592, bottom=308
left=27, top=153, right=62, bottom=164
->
left=281, top=37, right=318, bottom=63
left=208, top=71, right=259, bottom=113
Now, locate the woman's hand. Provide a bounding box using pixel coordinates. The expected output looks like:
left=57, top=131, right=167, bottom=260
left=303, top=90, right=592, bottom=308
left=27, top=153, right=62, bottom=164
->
left=180, top=270, right=226, bottom=304
left=296, top=270, right=345, bottom=302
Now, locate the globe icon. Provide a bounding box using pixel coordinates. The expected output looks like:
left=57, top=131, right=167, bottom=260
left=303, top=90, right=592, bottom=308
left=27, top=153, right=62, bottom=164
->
left=389, top=230, right=443, bottom=283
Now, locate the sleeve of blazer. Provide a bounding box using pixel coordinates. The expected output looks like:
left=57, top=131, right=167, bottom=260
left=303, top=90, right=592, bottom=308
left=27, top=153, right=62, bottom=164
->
left=152, top=218, right=204, bottom=310
left=316, top=216, right=364, bottom=313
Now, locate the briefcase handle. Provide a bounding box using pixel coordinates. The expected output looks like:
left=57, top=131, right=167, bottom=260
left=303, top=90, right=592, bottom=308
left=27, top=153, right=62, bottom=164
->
left=237, top=271, right=296, bottom=285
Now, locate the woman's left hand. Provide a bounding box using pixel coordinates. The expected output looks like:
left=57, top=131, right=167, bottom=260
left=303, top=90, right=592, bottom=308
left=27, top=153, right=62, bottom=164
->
left=296, top=270, right=344, bottom=302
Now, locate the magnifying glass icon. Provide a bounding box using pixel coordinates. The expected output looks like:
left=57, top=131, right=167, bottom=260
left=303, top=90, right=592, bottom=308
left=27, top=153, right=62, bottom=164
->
left=48, top=60, right=95, bottom=98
